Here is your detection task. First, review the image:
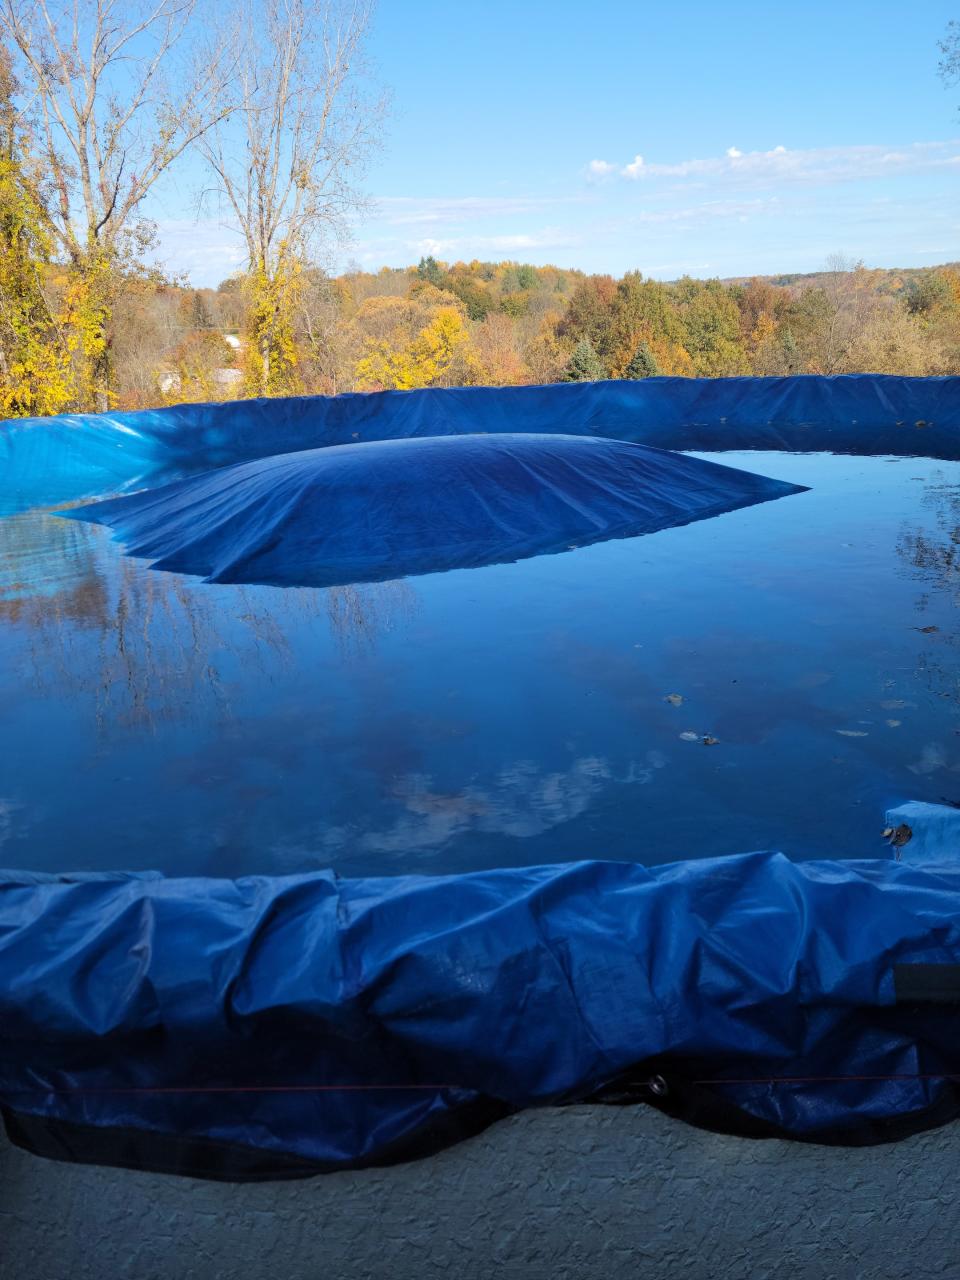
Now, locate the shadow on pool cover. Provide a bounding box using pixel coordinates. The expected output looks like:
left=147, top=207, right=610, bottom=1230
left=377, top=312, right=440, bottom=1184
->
left=64, top=433, right=807, bottom=587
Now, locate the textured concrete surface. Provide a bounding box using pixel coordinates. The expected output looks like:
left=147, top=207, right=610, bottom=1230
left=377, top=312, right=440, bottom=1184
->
left=1, top=1105, right=958, bottom=1280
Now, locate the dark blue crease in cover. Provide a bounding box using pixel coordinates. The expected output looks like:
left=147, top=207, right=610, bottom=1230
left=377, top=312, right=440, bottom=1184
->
left=65, top=433, right=807, bottom=587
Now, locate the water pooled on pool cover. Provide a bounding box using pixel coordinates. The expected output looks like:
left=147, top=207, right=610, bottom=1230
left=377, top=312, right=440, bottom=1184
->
left=1, top=447, right=958, bottom=877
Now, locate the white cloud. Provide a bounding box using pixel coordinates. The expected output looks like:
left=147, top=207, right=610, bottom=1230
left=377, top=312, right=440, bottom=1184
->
left=412, top=227, right=580, bottom=258
left=631, top=197, right=781, bottom=225
left=374, top=194, right=591, bottom=227
left=586, top=159, right=616, bottom=181
left=597, top=139, right=960, bottom=188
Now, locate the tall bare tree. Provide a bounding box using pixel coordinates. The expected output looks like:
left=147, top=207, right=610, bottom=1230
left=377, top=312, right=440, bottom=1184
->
left=0, top=0, right=236, bottom=407
left=202, top=0, right=384, bottom=395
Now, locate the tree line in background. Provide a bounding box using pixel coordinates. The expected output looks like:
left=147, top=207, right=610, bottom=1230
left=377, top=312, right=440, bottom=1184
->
left=0, top=2, right=957, bottom=417
left=39, top=254, right=960, bottom=410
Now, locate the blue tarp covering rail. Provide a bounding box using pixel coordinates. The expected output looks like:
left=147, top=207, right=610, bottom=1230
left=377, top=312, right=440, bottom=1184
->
left=3, top=373, right=960, bottom=513
left=3, top=854, right=960, bottom=1179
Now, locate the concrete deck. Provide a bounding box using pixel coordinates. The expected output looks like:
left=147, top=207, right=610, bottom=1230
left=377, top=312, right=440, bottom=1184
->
left=2, top=1104, right=956, bottom=1279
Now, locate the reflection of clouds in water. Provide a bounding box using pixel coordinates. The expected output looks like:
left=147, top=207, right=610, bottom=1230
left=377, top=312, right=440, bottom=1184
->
left=628, top=749, right=668, bottom=780
left=0, top=799, right=20, bottom=849
left=318, top=751, right=669, bottom=856
left=908, top=743, right=951, bottom=776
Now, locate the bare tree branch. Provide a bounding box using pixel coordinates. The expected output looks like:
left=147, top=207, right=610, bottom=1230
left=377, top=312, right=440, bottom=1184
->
left=940, top=20, right=960, bottom=93
left=0, top=0, right=239, bottom=258
left=202, top=0, right=384, bottom=278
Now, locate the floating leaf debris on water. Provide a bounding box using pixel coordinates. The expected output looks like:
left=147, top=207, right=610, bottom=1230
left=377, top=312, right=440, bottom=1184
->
left=702, top=736, right=720, bottom=746
left=664, top=693, right=684, bottom=706
left=882, top=823, right=913, bottom=850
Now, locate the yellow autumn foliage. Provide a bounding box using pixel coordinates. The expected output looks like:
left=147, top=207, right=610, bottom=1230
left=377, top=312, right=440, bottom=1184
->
left=244, top=256, right=303, bottom=397
left=0, top=155, right=76, bottom=416
left=355, top=303, right=482, bottom=390
left=59, top=252, right=117, bottom=410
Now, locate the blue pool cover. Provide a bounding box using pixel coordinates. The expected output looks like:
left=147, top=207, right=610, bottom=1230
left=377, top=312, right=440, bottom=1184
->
left=3, top=374, right=960, bottom=1178
left=66, top=434, right=806, bottom=587
left=3, top=853, right=960, bottom=1178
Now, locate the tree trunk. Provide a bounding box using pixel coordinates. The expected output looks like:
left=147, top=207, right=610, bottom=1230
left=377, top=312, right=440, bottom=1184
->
left=93, top=349, right=110, bottom=413
left=259, top=329, right=271, bottom=397
left=87, top=313, right=112, bottom=413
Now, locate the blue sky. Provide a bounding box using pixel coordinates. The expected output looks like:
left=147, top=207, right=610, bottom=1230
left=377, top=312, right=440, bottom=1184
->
left=152, top=0, right=960, bottom=285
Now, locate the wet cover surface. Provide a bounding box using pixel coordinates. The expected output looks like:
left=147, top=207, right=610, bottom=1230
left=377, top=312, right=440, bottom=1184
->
left=63, top=434, right=805, bottom=587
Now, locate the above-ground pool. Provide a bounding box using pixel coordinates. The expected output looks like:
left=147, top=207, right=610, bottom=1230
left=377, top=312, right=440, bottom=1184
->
left=2, top=446, right=958, bottom=877
left=5, top=376, right=960, bottom=1180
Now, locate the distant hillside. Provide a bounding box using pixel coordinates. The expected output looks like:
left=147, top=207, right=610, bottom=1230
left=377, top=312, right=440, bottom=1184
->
left=722, top=263, right=960, bottom=290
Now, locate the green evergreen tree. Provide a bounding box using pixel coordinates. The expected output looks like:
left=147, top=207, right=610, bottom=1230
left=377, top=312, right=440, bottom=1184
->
left=624, top=341, right=661, bottom=378
left=515, top=263, right=537, bottom=290
left=564, top=337, right=604, bottom=382
left=416, top=255, right=444, bottom=287
left=190, top=290, right=212, bottom=330
left=777, top=327, right=801, bottom=373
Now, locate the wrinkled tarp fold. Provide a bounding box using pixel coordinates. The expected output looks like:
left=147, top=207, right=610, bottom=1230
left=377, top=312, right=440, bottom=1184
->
left=2, top=853, right=960, bottom=1177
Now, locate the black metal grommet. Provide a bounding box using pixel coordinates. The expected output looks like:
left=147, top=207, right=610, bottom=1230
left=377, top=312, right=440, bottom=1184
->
left=647, top=1074, right=669, bottom=1097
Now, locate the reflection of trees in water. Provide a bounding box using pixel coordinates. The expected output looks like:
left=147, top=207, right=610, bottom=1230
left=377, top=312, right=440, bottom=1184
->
left=0, top=514, right=108, bottom=620
left=325, top=582, right=417, bottom=655
left=895, top=472, right=960, bottom=707
left=896, top=474, right=960, bottom=600
left=1, top=514, right=419, bottom=736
